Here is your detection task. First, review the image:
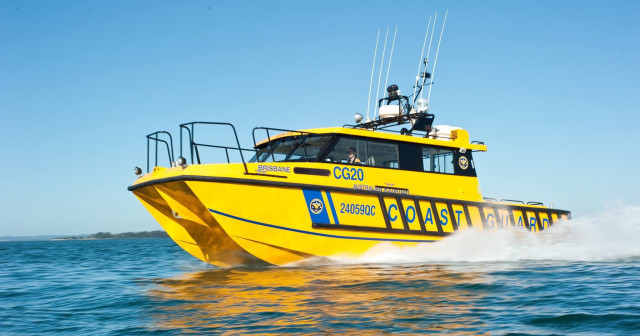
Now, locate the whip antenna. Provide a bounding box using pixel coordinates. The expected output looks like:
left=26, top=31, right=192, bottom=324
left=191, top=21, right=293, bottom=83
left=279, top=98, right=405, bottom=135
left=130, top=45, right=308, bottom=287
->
left=374, top=27, right=390, bottom=119
left=366, top=29, right=380, bottom=122
left=421, top=12, right=438, bottom=99
left=384, top=25, right=398, bottom=96
left=413, top=16, right=432, bottom=101
left=428, top=9, right=448, bottom=103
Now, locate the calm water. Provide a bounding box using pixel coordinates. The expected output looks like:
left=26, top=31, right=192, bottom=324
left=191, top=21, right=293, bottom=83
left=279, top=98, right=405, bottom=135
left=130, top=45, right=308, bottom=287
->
left=1, top=206, right=639, bottom=335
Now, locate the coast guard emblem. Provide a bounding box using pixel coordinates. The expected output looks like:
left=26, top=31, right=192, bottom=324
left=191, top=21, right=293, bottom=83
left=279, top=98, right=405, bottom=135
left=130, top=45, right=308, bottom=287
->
left=458, top=156, right=469, bottom=170
left=309, top=198, right=324, bottom=215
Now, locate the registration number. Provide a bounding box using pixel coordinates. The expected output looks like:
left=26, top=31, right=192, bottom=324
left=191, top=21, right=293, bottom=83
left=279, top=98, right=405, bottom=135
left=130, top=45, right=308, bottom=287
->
left=340, top=203, right=376, bottom=216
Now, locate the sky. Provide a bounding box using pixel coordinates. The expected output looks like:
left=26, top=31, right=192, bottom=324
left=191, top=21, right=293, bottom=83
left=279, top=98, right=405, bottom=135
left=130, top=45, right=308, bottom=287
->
left=1, top=1, right=639, bottom=236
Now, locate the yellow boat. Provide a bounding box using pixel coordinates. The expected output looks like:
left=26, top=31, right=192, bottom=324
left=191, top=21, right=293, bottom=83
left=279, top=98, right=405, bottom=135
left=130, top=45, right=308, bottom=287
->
left=128, top=82, right=570, bottom=267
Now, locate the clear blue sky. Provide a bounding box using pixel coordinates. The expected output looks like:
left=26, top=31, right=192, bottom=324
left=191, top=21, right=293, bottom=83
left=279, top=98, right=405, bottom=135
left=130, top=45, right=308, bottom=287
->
left=1, top=1, right=639, bottom=236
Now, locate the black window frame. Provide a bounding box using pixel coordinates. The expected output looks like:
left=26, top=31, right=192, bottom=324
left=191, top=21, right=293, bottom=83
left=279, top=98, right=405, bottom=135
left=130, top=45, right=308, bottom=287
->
left=318, top=134, right=477, bottom=177
left=249, top=134, right=334, bottom=163
left=252, top=132, right=478, bottom=177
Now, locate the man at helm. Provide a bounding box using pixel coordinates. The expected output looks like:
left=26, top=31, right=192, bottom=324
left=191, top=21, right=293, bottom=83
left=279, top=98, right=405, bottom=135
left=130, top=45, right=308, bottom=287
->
left=347, top=147, right=361, bottom=164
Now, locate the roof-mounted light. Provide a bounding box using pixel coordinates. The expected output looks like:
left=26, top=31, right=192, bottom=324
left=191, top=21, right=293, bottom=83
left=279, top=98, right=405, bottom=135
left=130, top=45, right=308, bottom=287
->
left=354, top=113, right=364, bottom=124
left=177, top=156, right=187, bottom=166
left=415, top=98, right=429, bottom=112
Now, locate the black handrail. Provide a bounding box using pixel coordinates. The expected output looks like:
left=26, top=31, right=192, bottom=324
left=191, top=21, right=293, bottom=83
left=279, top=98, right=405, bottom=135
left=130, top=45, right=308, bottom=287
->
left=500, top=199, right=524, bottom=204
left=192, top=143, right=257, bottom=163
left=179, top=122, right=251, bottom=174
left=146, top=131, right=174, bottom=173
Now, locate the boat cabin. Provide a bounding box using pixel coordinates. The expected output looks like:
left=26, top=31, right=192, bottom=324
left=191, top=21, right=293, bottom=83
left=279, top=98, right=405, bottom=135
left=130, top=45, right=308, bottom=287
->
left=249, top=127, right=484, bottom=178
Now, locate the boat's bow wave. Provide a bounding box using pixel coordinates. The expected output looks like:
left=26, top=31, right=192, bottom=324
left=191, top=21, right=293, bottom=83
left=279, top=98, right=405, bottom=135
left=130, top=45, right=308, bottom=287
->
left=312, top=204, right=640, bottom=265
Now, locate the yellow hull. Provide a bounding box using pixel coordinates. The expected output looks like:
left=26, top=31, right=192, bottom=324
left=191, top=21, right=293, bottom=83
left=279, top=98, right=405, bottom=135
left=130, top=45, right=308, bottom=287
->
left=129, top=162, right=570, bottom=267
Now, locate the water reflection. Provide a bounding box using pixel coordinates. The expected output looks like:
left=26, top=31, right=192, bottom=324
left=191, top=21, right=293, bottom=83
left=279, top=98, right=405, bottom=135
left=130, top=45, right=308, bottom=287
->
left=147, top=264, right=492, bottom=334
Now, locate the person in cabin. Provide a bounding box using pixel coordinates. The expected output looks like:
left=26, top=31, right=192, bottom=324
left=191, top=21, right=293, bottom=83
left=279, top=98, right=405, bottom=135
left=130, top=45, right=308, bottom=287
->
left=347, top=147, right=361, bottom=164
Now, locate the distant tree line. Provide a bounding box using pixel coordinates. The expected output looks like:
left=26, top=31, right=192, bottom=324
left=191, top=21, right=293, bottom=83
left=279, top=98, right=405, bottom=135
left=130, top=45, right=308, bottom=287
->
left=60, top=230, right=169, bottom=240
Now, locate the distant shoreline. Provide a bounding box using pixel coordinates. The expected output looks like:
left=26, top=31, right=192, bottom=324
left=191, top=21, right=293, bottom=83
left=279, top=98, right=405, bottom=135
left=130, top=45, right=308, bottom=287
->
left=1, top=230, right=169, bottom=242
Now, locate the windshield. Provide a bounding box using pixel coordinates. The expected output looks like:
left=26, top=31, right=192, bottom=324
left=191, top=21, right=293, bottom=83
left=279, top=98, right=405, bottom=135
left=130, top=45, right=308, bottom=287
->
left=249, top=135, right=331, bottom=163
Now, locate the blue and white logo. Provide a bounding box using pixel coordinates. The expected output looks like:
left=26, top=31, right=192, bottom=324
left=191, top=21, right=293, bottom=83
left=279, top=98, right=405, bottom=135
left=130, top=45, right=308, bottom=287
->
left=309, top=198, right=324, bottom=215
left=458, top=156, right=469, bottom=170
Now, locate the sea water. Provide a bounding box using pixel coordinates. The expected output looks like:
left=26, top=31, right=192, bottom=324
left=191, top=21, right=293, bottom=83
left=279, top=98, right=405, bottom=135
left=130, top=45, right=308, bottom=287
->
left=1, top=205, right=639, bottom=335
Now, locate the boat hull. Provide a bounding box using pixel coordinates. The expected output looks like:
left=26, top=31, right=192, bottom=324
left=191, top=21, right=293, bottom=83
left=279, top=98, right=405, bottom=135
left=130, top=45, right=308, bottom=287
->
left=129, top=164, right=570, bottom=267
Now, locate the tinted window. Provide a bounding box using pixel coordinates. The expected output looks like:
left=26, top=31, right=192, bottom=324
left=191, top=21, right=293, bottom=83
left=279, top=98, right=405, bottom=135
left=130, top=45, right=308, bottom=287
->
left=324, top=137, right=398, bottom=168
left=288, top=136, right=330, bottom=161
left=422, top=146, right=455, bottom=174
left=249, top=135, right=330, bottom=163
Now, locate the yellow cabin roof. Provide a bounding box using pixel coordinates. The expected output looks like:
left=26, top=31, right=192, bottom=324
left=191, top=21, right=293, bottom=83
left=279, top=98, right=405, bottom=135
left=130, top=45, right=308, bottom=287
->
left=255, top=126, right=488, bottom=151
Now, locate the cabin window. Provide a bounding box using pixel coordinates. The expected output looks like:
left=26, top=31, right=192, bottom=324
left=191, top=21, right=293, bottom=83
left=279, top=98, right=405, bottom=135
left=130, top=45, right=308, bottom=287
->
left=324, top=137, right=399, bottom=168
left=422, top=146, right=455, bottom=174
left=250, top=135, right=331, bottom=163
left=288, top=136, right=330, bottom=161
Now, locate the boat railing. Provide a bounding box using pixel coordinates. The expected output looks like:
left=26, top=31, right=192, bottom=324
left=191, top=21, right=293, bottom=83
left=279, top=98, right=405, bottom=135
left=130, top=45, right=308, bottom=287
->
left=490, top=198, right=545, bottom=206
left=180, top=122, right=255, bottom=174
left=146, top=131, right=174, bottom=173
left=500, top=199, right=524, bottom=204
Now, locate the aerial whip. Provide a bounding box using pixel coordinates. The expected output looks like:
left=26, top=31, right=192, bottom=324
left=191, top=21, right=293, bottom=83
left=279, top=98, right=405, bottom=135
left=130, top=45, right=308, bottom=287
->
left=366, top=29, right=381, bottom=122
left=427, top=9, right=448, bottom=103
left=374, top=27, right=390, bottom=119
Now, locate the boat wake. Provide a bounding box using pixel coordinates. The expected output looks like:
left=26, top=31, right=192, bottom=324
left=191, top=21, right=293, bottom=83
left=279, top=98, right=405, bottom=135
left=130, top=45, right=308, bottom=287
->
left=324, top=204, right=640, bottom=265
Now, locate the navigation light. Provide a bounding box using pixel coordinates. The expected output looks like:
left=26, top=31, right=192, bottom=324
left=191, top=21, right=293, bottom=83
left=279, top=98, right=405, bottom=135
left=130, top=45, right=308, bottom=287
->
left=415, top=98, right=429, bottom=112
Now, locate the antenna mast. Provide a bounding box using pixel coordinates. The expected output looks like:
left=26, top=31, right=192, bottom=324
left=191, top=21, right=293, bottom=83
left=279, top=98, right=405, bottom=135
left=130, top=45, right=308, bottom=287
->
left=421, top=12, right=437, bottom=99
left=366, top=30, right=380, bottom=122
left=413, top=16, right=432, bottom=101
left=384, top=25, right=398, bottom=95
left=427, top=10, right=448, bottom=103
left=374, top=27, right=390, bottom=119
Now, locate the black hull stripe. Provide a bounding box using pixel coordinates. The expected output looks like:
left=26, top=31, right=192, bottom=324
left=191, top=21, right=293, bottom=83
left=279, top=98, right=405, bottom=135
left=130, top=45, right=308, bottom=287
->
left=313, top=223, right=450, bottom=237
left=209, top=208, right=438, bottom=243
left=129, top=175, right=571, bottom=215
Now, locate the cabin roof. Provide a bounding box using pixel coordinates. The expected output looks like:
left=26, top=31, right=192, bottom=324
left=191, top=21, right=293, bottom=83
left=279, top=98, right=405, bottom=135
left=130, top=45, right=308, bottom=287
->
left=255, top=126, right=488, bottom=151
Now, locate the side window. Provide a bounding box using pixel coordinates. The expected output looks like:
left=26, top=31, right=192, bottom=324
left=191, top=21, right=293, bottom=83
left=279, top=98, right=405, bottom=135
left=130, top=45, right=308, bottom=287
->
left=368, top=141, right=398, bottom=168
left=324, top=138, right=368, bottom=164
left=324, top=137, right=398, bottom=168
left=422, top=146, right=454, bottom=174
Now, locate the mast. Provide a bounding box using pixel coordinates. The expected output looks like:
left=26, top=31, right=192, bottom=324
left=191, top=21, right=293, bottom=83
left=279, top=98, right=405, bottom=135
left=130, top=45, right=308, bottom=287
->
left=384, top=25, right=398, bottom=97
left=421, top=12, right=438, bottom=99
left=374, top=27, right=390, bottom=119
left=413, top=16, right=432, bottom=102
left=366, top=30, right=380, bottom=122
left=428, top=10, right=448, bottom=103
